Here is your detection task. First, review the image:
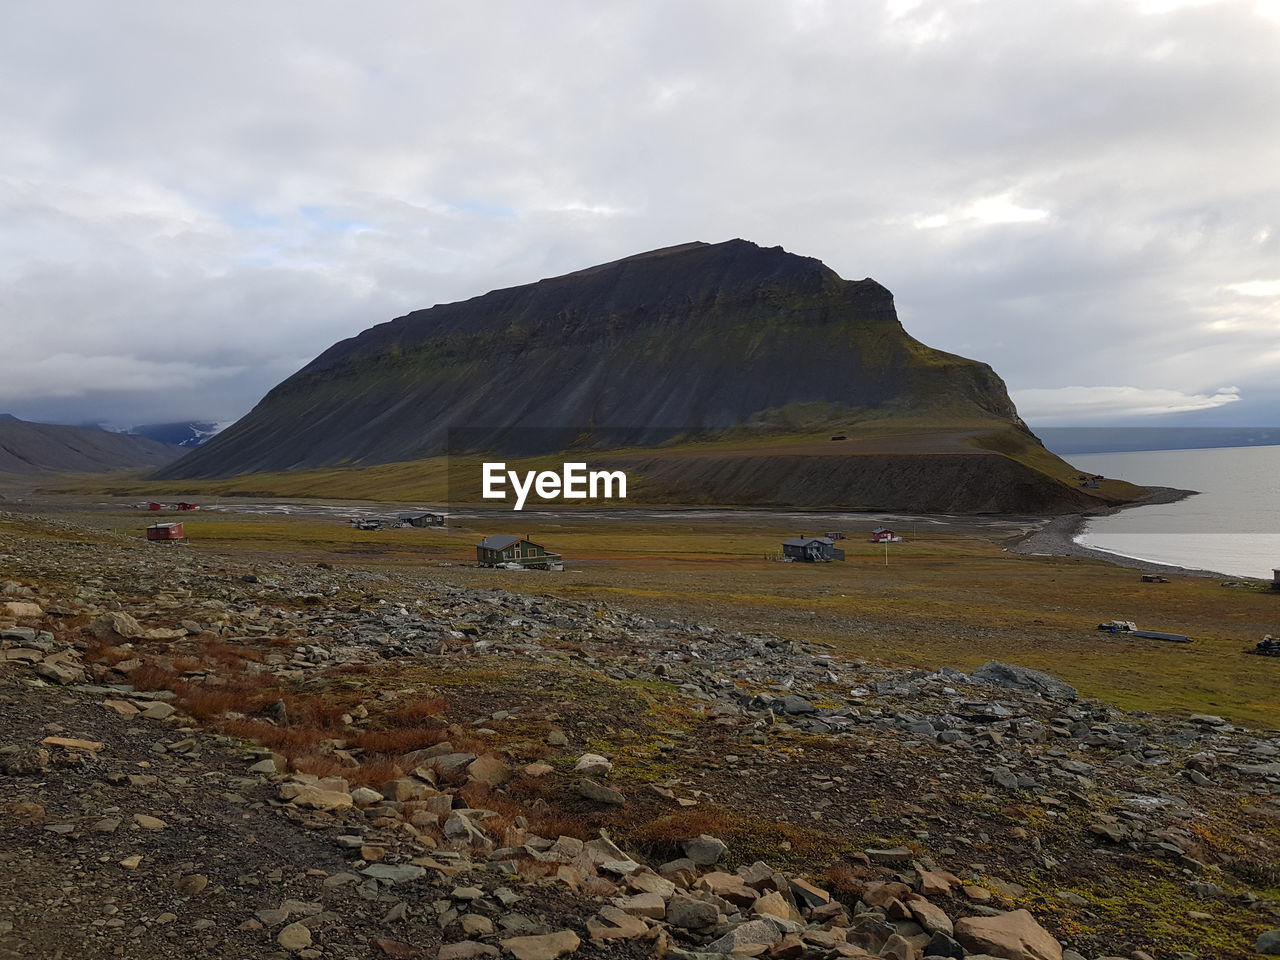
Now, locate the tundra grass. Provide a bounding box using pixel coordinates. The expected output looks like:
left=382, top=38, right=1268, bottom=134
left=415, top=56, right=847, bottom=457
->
left=44, top=419, right=1141, bottom=506
left=74, top=507, right=1280, bottom=729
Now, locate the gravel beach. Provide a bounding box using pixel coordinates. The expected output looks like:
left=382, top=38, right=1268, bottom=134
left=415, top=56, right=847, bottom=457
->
left=1010, top=485, right=1248, bottom=579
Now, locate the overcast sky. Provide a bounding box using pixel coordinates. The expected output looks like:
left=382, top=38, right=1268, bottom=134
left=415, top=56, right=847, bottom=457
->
left=2, top=0, right=1278, bottom=430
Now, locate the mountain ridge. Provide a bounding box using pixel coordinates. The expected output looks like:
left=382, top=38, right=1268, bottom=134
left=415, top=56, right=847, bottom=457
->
left=0, top=417, right=181, bottom=476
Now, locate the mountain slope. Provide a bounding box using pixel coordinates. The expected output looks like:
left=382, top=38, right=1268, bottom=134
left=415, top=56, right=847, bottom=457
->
left=0, top=418, right=181, bottom=475
left=158, top=239, right=1037, bottom=482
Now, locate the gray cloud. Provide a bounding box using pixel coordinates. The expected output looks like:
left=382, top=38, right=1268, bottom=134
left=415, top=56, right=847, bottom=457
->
left=1, top=0, right=1278, bottom=427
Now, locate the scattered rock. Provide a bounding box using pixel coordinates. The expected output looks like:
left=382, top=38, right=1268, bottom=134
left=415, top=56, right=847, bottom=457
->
left=277, top=921, right=313, bottom=952
left=865, top=846, right=914, bottom=865
left=613, top=891, right=666, bottom=919
left=706, top=917, right=783, bottom=953
left=972, top=661, right=1077, bottom=702
left=88, top=611, right=144, bottom=640
left=578, top=778, right=625, bottom=805
left=286, top=784, right=353, bottom=812
left=140, top=701, right=176, bottom=720
left=41, top=736, right=103, bottom=752
left=361, top=863, right=427, bottom=884
left=954, top=909, right=1063, bottom=960
left=440, top=943, right=501, bottom=960
left=500, top=930, right=581, bottom=960
left=468, top=753, right=510, bottom=784
left=175, top=874, right=208, bottom=897
left=779, top=694, right=814, bottom=715
left=573, top=753, right=613, bottom=775
left=586, top=905, right=648, bottom=940
left=682, top=834, right=728, bottom=866
left=666, top=894, right=720, bottom=930
left=3, top=601, right=43, bottom=619
left=35, top=660, right=84, bottom=685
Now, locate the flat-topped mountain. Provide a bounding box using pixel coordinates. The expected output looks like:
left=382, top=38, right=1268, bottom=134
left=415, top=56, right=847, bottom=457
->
left=154, top=240, right=1139, bottom=513
left=159, top=240, right=1026, bottom=469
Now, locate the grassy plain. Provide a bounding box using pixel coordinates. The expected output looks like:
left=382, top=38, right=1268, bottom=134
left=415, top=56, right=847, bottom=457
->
left=44, top=422, right=1146, bottom=508
left=87, top=502, right=1280, bottom=729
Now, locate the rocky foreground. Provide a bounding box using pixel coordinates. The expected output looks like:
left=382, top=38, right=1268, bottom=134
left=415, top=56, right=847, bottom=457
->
left=2, top=511, right=1280, bottom=960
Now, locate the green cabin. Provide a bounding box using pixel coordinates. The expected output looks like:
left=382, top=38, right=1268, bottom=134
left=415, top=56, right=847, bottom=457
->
left=476, top=535, right=563, bottom=569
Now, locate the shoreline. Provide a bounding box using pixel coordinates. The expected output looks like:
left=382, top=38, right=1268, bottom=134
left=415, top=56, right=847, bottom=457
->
left=1012, top=484, right=1251, bottom=580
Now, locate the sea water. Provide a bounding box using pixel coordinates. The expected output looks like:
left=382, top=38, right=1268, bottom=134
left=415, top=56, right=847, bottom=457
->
left=1068, top=445, right=1280, bottom=579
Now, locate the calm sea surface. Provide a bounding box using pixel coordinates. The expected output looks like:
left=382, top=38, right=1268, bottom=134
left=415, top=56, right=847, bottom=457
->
left=1069, top=445, right=1280, bottom=579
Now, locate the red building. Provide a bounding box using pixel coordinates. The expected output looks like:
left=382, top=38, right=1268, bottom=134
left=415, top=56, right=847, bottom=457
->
left=146, top=522, right=185, bottom=541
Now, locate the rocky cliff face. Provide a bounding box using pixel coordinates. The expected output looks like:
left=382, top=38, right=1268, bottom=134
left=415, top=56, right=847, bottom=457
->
left=156, top=240, right=1030, bottom=479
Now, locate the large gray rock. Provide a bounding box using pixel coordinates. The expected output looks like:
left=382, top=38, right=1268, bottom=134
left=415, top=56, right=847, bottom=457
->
left=682, top=834, right=728, bottom=866
left=778, top=695, right=814, bottom=715
left=578, top=779, right=625, bottom=805
left=704, top=918, right=782, bottom=953
left=666, top=895, right=720, bottom=930
left=1258, top=929, right=1280, bottom=955
left=429, top=752, right=478, bottom=781
left=971, top=661, right=1077, bottom=701
left=35, top=660, right=84, bottom=685
left=88, top=611, right=145, bottom=640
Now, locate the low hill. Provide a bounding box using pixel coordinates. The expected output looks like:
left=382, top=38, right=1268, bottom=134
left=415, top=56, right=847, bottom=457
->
left=0, top=417, right=181, bottom=475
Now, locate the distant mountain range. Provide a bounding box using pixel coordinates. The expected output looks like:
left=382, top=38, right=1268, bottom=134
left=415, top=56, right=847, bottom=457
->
left=1036, top=427, right=1280, bottom=454
left=0, top=417, right=182, bottom=476
left=128, top=421, right=229, bottom=449
left=151, top=239, right=1146, bottom=513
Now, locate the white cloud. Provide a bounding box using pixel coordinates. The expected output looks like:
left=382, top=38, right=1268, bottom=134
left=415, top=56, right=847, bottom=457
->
left=0, top=354, right=246, bottom=400
left=1226, top=279, right=1280, bottom=297
left=913, top=192, right=1051, bottom=230
left=1013, top=385, right=1242, bottom=423
left=0, top=0, right=1278, bottom=427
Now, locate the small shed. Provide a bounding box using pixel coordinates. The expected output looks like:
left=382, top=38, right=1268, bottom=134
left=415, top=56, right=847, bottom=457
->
left=477, top=535, right=562, bottom=569
left=782, top=537, right=845, bottom=562
left=146, top=522, right=185, bottom=541
left=870, top=527, right=897, bottom=543
left=397, top=512, right=446, bottom=528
